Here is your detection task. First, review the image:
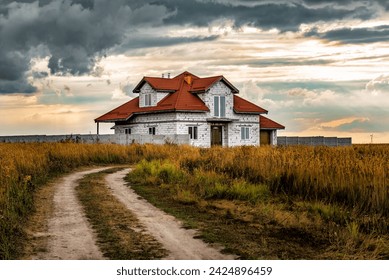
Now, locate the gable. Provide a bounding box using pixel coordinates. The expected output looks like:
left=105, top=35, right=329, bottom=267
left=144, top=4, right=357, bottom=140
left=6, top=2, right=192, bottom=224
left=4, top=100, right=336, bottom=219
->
left=95, top=71, right=271, bottom=123
left=190, top=76, right=239, bottom=94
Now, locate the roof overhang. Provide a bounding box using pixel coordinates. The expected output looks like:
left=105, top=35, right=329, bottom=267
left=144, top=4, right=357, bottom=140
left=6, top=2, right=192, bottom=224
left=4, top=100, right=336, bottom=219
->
left=260, top=127, right=285, bottom=130
left=133, top=78, right=176, bottom=93
left=233, top=109, right=265, bottom=115
left=206, top=118, right=238, bottom=123
left=95, top=109, right=209, bottom=123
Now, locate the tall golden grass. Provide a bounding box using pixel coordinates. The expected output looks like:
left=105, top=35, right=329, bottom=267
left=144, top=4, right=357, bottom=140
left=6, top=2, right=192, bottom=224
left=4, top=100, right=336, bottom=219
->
left=1, top=142, right=388, bottom=259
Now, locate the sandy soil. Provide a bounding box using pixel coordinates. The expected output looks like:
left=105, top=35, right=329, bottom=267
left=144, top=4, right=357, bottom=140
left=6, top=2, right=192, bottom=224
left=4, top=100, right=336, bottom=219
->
left=105, top=168, right=235, bottom=260
left=34, top=167, right=110, bottom=260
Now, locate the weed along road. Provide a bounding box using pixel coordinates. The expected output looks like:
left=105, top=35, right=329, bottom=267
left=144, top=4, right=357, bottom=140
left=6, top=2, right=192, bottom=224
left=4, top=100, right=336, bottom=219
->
left=106, top=169, right=235, bottom=260
left=33, top=167, right=234, bottom=260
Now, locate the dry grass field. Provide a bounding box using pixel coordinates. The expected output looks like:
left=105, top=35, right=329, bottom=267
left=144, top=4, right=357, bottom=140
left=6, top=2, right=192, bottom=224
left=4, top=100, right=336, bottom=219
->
left=0, top=142, right=388, bottom=259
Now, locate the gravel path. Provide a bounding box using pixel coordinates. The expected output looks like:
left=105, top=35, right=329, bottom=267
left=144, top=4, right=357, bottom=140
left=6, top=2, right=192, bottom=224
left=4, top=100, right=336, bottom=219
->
left=34, top=167, right=110, bottom=260
left=106, top=168, right=235, bottom=260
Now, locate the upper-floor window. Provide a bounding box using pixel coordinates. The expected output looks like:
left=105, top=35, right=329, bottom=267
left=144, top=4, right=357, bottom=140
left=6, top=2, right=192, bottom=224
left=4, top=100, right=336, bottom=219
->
left=188, top=126, right=198, bottom=140
left=144, top=94, right=152, bottom=106
left=125, top=128, right=131, bottom=135
left=241, top=127, right=250, bottom=140
left=214, top=96, right=226, bottom=117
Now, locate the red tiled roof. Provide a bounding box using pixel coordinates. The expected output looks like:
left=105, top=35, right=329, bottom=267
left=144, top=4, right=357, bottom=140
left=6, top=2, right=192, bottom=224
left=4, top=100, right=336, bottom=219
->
left=233, top=95, right=268, bottom=114
left=190, top=76, right=239, bottom=93
left=95, top=71, right=266, bottom=122
left=260, top=115, right=285, bottom=129
left=133, top=77, right=180, bottom=92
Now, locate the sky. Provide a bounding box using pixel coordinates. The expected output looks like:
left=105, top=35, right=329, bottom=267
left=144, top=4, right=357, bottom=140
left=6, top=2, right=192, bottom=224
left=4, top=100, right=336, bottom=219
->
left=0, top=0, right=388, bottom=143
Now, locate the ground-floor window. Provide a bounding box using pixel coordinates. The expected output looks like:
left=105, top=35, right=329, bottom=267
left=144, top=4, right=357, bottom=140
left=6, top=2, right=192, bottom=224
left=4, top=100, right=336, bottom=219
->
left=188, top=126, right=198, bottom=140
left=125, top=128, right=131, bottom=135
left=241, top=127, right=250, bottom=140
left=148, top=127, right=156, bottom=135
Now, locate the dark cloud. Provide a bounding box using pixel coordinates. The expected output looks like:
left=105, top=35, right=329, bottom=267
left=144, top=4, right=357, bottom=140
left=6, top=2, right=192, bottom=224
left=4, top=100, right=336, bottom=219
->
left=160, top=1, right=372, bottom=30
left=0, top=0, right=381, bottom=94
left=305, top=25, right=389, bottom=43
left=301, top=0, right=358, bottom=5
left=0, top=0, right=170, bottom=93
left=376, top=0, right=389, bottom=10
left=115, top=35, right=219, bottom=52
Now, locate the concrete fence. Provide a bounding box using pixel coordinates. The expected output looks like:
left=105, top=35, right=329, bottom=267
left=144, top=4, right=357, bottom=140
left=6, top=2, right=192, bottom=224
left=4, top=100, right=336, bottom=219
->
left=0, top=134, right=190, bottom=145
left=277, top=136, right=352, bottom=146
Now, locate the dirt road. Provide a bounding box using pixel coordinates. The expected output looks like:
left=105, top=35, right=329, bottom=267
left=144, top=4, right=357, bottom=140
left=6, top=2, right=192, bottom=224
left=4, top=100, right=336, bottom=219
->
left=106, top=168, right=235, bottom=260
left=34, top=167, right=110, bottom=260
left=34, top=167, right=234, bottom=260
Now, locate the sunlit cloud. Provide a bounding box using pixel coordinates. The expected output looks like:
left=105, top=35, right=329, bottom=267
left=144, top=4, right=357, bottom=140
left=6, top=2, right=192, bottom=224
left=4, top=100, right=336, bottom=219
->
left=0, top=0, right=388, bottom=142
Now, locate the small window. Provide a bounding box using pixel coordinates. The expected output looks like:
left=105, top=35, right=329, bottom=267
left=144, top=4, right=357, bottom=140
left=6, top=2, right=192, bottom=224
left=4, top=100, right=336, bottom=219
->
left=145, top=94, right=151, bottom=106
left=241, top=127, right=250, bottom=140
left=148, top=127, right=156, bottom=135
left=188, top=126, right=198, bottom=140
left=125, top=128, right=131, bottom=135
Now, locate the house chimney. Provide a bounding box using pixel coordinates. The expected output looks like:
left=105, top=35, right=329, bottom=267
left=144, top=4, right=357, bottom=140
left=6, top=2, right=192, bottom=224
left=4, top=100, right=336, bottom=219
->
left=168, top=73, right=171, bottom=79
left=184, top=75, right=192, bottom=85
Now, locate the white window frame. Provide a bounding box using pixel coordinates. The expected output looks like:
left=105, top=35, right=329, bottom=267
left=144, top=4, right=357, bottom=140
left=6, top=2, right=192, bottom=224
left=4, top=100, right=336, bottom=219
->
left=144, top=93, right=152, bottom=106
left=213, top=96, right=226, bottom=117
left=188, top=126, right=198, bottom=140
left=241, top=127, right=250, bottom=140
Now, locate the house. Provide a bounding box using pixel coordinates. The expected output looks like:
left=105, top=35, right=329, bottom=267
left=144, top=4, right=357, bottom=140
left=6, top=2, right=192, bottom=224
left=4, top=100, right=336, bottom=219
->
left=95, top=71, right=284, bottom=147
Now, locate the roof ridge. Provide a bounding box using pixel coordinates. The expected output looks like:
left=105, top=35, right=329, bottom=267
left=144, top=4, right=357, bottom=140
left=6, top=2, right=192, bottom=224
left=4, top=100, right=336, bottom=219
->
left=173, top=71, right=200, bottom=80
left=174, top=73, right=187, bottom=108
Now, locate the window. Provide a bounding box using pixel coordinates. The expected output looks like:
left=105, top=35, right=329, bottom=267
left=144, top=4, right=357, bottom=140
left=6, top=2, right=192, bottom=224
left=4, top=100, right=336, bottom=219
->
left=241, top=127, right=250, bottom=140
left=188, top=126, right=198, bottom=140
left=213, top=96, right=226, bottom=117
left=124, top=128, right=131, bottom=135
left=148, top=127, right=156, bottom=135
left=144, top=94, right=152, bottom=106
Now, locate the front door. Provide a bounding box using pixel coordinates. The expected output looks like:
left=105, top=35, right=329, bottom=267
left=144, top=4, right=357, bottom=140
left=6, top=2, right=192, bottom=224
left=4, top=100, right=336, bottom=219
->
left=260, top=130, right=271, bottom=145
left=211, top=126, right=223, bottom=146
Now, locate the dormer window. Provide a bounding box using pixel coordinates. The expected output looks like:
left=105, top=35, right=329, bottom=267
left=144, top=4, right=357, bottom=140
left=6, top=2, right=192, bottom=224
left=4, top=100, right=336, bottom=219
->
left=144, top=94, right=152, bottom=106
left=214, top=96, right=226, bottom=117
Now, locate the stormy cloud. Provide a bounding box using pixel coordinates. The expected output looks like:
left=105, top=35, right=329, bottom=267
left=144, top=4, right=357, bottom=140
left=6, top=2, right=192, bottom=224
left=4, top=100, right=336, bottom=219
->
left=160, top=0, right=372, bottom=30
left=305, top=25, right=389, bottom=44
left=0, top=0, right=171, bottom=93
left=115, top=35, right=220, bottom=52
left=0, top=0, right=383, bottom=94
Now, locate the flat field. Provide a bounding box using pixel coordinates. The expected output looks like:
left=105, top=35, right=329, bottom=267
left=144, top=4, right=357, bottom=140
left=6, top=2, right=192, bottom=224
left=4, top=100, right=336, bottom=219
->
left=1, top=143, right=388, bottom=259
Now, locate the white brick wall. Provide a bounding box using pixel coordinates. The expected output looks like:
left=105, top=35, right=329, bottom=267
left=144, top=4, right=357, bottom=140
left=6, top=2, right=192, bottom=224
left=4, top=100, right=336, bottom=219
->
left=115, top=81, right=263, bottom=147
left=199, top=81, right=260, bottom=147
left=198, top=81, right=234, bottom=119
left=115, top=113, right=177, bottom=135
left=139, top=83, right=169, bottom=107
left=177, top=121, right=209, bottom=147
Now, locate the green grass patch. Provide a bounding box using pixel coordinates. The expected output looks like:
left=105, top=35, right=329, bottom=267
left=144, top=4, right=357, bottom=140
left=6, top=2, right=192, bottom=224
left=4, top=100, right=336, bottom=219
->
left=126, top=160, right=389, bottom=260
left=126, top=172, right=331, bottom=259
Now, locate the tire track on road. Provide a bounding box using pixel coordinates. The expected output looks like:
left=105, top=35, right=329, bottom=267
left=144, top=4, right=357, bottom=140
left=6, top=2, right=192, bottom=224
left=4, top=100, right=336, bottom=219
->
left=34, top=167, right=110, bottom=260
